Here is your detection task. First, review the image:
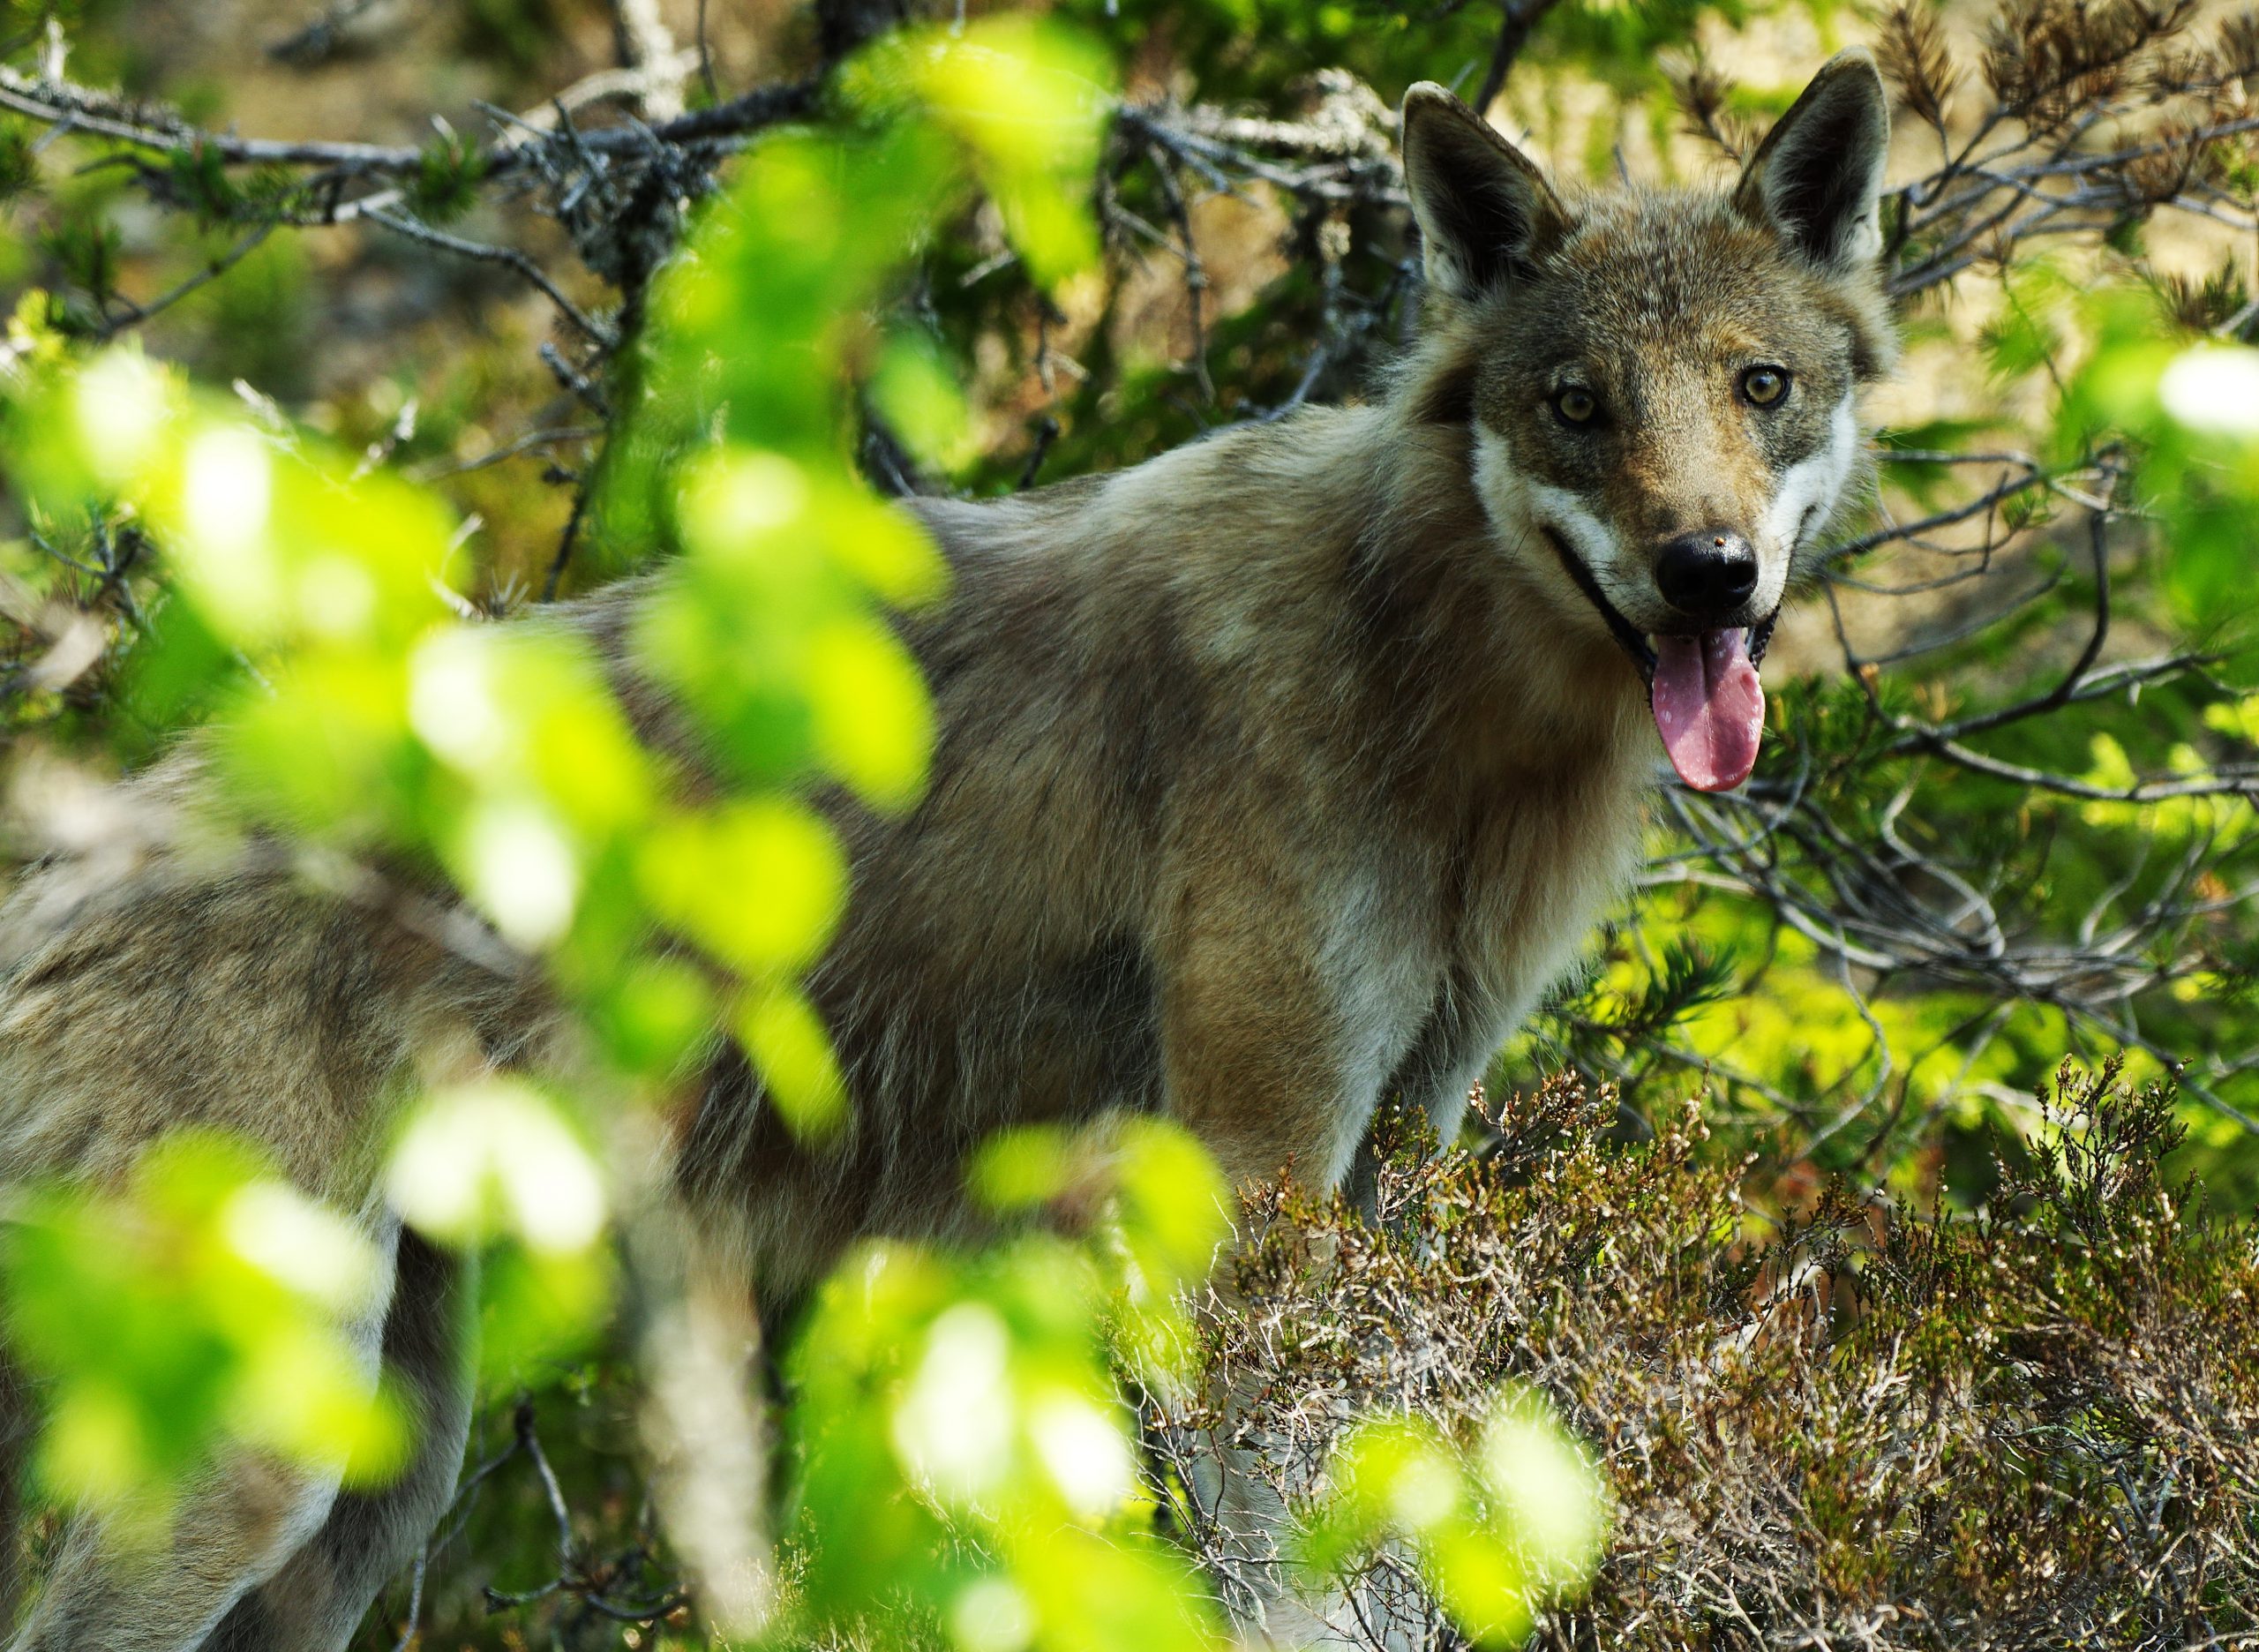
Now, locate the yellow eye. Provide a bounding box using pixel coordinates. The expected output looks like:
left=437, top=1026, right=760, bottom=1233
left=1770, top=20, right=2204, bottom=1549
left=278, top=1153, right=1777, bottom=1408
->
left=1742, top=366, right=1790, bottom=406
left=1553, top=387, right=1598, bottom=425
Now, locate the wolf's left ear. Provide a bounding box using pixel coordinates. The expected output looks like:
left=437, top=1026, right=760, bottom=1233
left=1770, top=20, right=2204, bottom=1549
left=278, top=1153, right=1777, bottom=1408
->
left=1400, top=83, right=1568, bottom=301
left=1735, top=49, right=1891, bottom=271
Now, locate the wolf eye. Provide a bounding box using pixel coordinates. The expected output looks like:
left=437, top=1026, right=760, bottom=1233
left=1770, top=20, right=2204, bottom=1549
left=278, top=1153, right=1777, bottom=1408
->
left=1741, top=366, right=1790, bottom=406
left=1552, top=387, right=1599, bottom=425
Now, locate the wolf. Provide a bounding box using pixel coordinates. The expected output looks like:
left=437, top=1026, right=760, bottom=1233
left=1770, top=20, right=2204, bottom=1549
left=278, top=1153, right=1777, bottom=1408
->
left=0, top=49, right=1894, bottom=1652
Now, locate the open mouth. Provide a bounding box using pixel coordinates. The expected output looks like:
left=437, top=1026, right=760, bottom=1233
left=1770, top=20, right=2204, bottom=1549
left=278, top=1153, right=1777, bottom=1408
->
left=1542, top=528, right=1778, bottom=794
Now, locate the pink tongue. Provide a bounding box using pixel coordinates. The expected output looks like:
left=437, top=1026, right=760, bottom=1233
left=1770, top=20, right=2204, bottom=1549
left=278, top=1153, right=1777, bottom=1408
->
left=1651, top=629, right=1764, bottom=792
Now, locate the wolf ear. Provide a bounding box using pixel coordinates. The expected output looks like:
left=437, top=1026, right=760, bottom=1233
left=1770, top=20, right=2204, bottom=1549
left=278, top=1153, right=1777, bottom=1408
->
left=1735, top=49, right=1892, bottom=271
left=1400, top=83, right=1567, bottom=301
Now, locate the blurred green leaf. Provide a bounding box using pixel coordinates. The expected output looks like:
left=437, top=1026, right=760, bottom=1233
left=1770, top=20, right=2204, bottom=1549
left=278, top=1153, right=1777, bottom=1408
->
left=2, top=1136, right=407, bottom=1512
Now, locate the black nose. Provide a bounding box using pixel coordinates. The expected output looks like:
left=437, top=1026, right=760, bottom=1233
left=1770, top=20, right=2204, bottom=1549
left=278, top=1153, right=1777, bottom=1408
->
left=1655, top=530, right=1759, bottom=621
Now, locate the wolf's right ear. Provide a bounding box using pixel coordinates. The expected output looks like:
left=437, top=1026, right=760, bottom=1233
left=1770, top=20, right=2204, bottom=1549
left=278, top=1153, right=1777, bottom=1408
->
left=1735, top=49, right=1892, bottom=271
left=1400, top=84, right=1567, bottom=301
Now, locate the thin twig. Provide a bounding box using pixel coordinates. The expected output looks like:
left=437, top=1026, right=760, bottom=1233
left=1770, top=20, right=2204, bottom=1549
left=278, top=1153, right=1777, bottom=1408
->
left=360, top=205, right=619, bottom=348
left=1472, top=0, right=1564, bottom=115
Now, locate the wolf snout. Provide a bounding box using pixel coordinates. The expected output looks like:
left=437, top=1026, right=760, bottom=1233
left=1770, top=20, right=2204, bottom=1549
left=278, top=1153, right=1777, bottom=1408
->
left=1654, top=530, right=1758, bottom=625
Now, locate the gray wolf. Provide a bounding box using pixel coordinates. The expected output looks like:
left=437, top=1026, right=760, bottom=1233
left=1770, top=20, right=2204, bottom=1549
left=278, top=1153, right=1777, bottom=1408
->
left=0, top=49, right=1893, bottom=1650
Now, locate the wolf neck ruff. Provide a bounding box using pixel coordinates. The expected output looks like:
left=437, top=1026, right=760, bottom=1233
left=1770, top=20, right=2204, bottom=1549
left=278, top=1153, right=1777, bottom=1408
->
left=1541, top=526, right=1779, bottom=794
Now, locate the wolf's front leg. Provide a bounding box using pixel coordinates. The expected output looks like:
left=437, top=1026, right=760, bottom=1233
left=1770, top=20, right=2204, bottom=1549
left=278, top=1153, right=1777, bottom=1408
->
left=1157, top=881, right=1375, bottom=1198
left=1157, top=875, right=1407, bottom=1647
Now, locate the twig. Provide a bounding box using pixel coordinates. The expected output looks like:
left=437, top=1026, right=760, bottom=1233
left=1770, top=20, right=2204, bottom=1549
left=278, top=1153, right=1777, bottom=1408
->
left=360, top=205, right=619, bottom=349
left=409, top=424, right=603, bottom=483
left=1017, top=416, right=1060, bottom=491
left=267, top=0, right=403, bottom=67
left=1472, top=0, right=1564, bottom=115
left=543, top=467, right=599, bottom=602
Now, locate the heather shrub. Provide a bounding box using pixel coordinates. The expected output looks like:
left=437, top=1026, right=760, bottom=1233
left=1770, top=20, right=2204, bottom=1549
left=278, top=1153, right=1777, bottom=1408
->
left=1147, top=1064, right=2259, bottom=1648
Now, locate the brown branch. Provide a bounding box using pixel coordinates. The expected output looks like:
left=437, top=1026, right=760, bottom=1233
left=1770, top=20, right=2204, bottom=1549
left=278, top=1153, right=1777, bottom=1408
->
left=0, top=61, right=819, bottom=178
left=1472, top=0, right=1565, bottom=116
left=360, top=205, right=618, bottom=348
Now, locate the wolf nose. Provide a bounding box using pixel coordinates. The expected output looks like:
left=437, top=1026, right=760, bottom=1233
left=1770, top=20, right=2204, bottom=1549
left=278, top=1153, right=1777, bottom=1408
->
left=1655, top=531, right=1758, bottom=621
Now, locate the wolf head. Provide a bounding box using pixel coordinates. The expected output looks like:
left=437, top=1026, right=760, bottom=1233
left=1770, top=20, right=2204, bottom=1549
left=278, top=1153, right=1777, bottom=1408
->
left=1400, top=54, right=1895, bottom=791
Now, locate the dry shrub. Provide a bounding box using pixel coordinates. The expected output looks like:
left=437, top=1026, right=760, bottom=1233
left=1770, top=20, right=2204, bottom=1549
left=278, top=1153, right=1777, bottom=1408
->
left=1147, top=1064, right=2259, bottom=1649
